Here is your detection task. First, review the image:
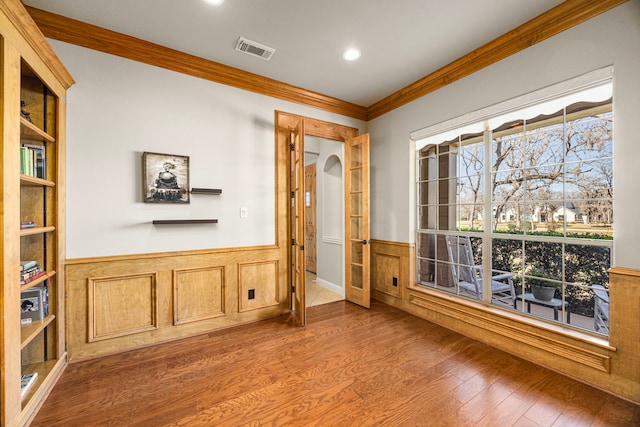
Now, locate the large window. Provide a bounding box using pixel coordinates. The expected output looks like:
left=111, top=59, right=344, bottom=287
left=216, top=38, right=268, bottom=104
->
left=415, top=79, right=613, bottom=335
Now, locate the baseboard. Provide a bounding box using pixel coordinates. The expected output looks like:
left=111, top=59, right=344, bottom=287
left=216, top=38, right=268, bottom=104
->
left=314, top=277, right=344, bottom=297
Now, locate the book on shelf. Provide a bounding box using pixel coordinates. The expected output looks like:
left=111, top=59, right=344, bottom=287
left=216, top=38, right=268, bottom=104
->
left=20, top=267, right=43, bottom=284
left=20, top=146, right=28, bottom=175
left=20, top=260, right=37, bottom=271
left=20, top=285, right=48, bottom=322
left=19, top=143, right=46, bottom=179
left=20, top=270, right=45, bottom=286
left=21, top=373, right=38, bottom=398
left=20, top=221, right=37, bottom=229
left=21, top=264, right=40, bottom=274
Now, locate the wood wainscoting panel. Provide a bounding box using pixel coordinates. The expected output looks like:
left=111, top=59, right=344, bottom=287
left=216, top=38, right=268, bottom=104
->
left=607, top=267, right=640, bottom=402
left=66, top=246, right=288, bottom=361
left=373, top=253, right=401, bottom=298
left=173, top=266, right=225, bottom=325
left=371, top=240, right=414, bottom=302
left=88, top=272, right=158, bottom=342
left=238, top=260, right=280, bottom=312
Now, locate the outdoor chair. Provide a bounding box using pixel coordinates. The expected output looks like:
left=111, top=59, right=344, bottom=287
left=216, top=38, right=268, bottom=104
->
left=445, top=235, right=516, bottom=306
left=593, top=284, right=610, bottom=334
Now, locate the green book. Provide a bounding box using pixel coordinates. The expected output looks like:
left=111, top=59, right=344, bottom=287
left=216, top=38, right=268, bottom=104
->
left=20, top=260, right=37, bottom=271
left=20, top=146, right=29, bottom=175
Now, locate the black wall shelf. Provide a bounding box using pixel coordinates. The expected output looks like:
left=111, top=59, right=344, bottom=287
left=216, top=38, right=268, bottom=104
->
left=152, top=219, right=218, bottom=225
left=190, top=188, right=222, bottom=195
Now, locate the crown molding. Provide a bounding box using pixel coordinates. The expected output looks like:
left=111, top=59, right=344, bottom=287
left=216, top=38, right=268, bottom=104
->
left=26, top=0, right=628, bottom=122
left=25, top=6, right=368, bottom=121
left=367, top=0, right=628, bottom=120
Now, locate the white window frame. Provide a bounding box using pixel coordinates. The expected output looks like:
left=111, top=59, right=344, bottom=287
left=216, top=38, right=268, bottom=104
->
left=412, top=67, right=614, bottom=334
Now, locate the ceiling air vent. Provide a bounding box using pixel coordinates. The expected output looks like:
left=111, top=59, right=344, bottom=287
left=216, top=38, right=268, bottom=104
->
left=235, top=37, right=275, bottom=61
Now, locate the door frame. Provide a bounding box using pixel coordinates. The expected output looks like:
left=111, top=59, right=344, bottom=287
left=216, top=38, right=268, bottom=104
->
left=275, top=111, right=361, bottom=322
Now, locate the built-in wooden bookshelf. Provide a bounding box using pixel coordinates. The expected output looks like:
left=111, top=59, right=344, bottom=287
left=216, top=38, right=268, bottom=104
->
left=0, top=1, right=74, bottom=425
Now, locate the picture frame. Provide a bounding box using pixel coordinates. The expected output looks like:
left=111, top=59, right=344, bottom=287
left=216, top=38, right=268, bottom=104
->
left=142, top=151, right=190, bottom=203
left=20, top=287, right=44, bottom=322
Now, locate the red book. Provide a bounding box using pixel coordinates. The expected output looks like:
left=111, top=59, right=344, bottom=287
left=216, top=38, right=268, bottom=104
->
left=20, top=270, right=46, bottom=286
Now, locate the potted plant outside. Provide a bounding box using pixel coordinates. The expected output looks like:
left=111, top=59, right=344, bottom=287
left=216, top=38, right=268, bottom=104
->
left=528, top=269, right=561, bottom=301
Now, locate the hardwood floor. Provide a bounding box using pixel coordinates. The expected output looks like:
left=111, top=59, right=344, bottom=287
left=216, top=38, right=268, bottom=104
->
left=32, top=300, right=639, bottom=427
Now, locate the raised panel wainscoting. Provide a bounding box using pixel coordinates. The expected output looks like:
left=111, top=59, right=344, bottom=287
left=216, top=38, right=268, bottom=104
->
left=371, top=239, right=414, bottom=302
left=238, top=260, right=280, bottom=312
left=65, top=246, right=288, bottom=361
left=173, top=266, right=225, bottom=325
left=370, top=240, right=640, bottom=404
left=88, top=273, right=158, bottom=342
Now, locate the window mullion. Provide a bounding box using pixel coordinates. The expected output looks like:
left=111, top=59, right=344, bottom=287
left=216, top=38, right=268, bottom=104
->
left=482, top=126, right=492, bottom=303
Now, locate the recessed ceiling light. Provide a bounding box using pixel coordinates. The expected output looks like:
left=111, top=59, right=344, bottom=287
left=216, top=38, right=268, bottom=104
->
left=343, top=48, right=361, bottom=61
left=204, top=0, right=224, bottom=5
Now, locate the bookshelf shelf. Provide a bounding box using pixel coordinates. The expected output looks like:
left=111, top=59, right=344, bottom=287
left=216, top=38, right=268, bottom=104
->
left=20, top=117, right=55, bottom=143
left=20, top=175, right=56, bottom=187
left=20, top=226, right=56, bottom=237
left=20, top=359, right=62, bottom=406
left=20, top=270, right=56, bottom=293
left=20, top=315, right=56, bottom=349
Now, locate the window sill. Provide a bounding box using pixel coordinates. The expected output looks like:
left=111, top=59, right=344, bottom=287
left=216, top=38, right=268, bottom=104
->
left=407, top=284, right=615, bottom=372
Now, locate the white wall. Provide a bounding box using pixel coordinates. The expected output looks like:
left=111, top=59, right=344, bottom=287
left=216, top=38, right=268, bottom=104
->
left=50, top=41, right=365, bottom=258
left=367, top=1, right=640, bottom=269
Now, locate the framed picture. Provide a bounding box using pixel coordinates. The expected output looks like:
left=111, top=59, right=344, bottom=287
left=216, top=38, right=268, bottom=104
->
left=21, top=287, right=44, bottom=321
left=142, top=152, right=190, bottom=203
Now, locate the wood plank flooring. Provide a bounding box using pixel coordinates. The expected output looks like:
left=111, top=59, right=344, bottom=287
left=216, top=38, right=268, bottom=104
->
left=31, top=300, right=640, bottom=426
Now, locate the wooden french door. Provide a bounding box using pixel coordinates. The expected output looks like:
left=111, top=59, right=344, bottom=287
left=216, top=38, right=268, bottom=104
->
left=345, top=134, right=371, bottom=308
left=282, top=110, right=371, bottom=323
left=290, top=121, right=306, bottom=325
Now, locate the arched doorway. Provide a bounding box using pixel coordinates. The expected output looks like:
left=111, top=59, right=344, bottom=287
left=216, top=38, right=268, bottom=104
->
left=304, top=141, right=344, bottom=307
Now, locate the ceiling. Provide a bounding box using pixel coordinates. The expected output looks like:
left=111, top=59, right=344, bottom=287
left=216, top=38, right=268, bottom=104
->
left=22, top=0, right=566, bottom=108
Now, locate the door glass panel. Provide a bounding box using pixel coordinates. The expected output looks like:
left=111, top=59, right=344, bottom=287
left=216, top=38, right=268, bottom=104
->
left=350, top=193, right=362, bottom=216
left=350, top=144, right=362, bottom=167
left=352, top=241, right=363, bottom=264
left=350, top=168, right=362, bottom=191
left=351, top=265, right=363, bottom=289
left=350, top=217, right=363, bottom=239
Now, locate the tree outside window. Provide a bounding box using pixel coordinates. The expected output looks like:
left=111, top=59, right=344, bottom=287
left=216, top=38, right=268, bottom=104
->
left=416, top=91, right=613, bottom=335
